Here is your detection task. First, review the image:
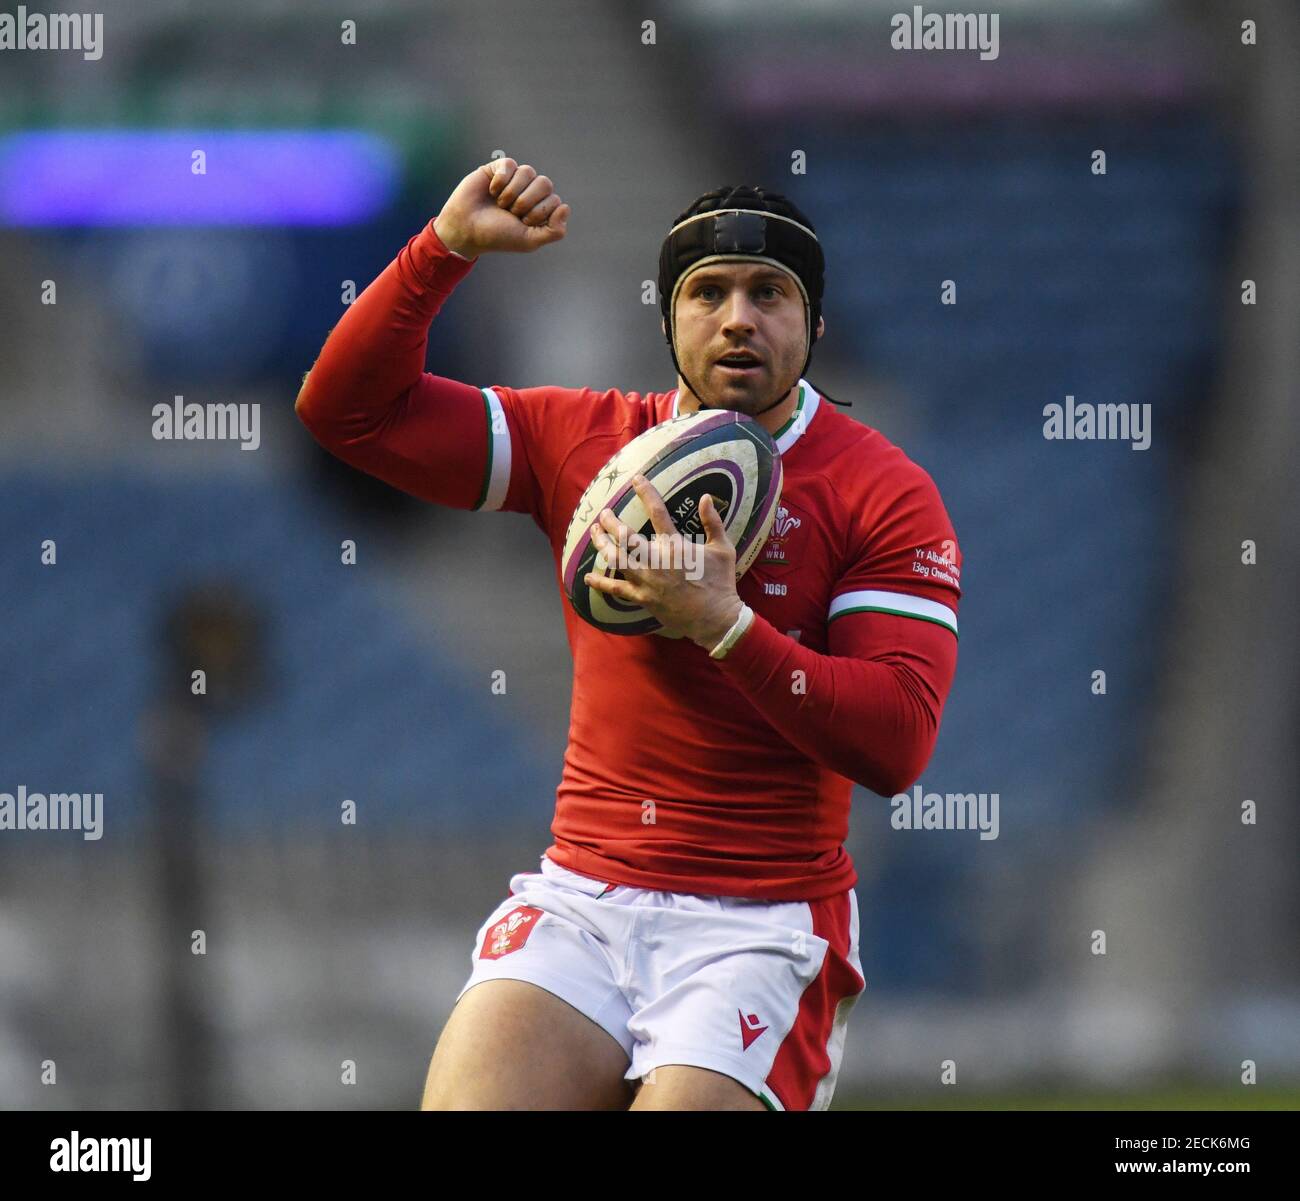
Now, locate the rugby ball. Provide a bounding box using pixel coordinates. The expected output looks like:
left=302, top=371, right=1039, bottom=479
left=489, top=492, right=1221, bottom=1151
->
left=561, top=409, right=783, bottom=635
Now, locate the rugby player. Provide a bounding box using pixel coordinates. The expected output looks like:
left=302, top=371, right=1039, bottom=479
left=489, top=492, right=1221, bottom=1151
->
left=295, top=159, right=962, bottom=1110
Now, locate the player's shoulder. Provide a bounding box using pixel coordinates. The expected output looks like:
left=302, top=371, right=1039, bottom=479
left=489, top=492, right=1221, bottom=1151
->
left=806, top=398, right=960, bottom=569
left=488, top=382, right=673, bottom=435
left=808, top=395, right=946, bottom=506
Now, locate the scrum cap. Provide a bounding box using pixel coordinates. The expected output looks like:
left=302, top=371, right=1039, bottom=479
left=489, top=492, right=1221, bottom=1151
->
left=657, top=185, right=825, bottom=388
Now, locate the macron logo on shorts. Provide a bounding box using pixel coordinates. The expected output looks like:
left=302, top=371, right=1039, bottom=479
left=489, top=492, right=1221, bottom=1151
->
left=480, top=905, right=544, bottom=960
left=739, top=1010, right=768, bottom=1050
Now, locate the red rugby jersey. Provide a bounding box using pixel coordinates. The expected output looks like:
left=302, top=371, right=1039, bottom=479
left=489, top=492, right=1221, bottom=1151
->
left=297, top=220, right=962, bottom=900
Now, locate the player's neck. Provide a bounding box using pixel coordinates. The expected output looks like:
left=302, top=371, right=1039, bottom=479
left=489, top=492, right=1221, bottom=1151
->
left=674, top=381, right=800, bottom=436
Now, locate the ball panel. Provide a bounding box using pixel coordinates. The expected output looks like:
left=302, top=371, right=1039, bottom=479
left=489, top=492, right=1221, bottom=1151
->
left=734, top=458, right=783, bottom=577
left=559, top=409, right=741, bottom=571
left=733, top=448, right=783, bottom=568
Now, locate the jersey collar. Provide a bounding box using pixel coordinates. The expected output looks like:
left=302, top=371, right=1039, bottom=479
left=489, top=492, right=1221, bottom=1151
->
left=668, top=378, right=821, bottom=455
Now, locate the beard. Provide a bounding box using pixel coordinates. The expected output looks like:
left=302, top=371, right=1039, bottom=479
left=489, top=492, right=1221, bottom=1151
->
left=689, top=360, right=798, bottom=416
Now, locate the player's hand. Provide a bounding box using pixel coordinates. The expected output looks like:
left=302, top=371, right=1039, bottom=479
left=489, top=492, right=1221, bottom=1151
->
left=585, top=477, right=744, bottom=651
left=433, top=158, right=570, bottom=259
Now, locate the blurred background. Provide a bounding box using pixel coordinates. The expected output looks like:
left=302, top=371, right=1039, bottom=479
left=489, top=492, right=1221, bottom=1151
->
left=1, top=0, right=1296, bottom=1109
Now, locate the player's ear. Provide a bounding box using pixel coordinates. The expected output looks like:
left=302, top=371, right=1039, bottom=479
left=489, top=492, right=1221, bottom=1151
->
left=660, top=318, right=667, bottom=338
left=815, top=316, right=825, bottom=341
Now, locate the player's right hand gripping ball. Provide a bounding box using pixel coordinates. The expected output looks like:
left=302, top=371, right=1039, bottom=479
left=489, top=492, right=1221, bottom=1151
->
left=561, top=411, right=782, bottom=635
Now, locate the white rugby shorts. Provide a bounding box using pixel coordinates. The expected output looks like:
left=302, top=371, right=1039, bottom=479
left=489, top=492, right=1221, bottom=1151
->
left=455, top=854, right=866, bottom=1110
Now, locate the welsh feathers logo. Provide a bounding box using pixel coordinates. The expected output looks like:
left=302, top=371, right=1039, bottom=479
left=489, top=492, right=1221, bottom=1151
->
left=763, top=504, right=802, bottom=563
left=773, top=506, right=801, bottom=538
left=480, top=905, right=543, bottom=960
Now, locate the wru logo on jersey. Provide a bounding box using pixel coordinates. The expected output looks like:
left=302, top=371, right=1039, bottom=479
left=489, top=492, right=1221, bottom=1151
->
left=763, top=505, right=802, bottom=563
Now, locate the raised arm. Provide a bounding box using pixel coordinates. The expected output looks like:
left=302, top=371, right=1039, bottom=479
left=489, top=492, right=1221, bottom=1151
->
left=294, top=159, right=570, bottom=509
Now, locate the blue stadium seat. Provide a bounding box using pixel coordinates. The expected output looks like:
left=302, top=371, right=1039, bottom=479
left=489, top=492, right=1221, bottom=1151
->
left=0, top=473, right=550, bottom=830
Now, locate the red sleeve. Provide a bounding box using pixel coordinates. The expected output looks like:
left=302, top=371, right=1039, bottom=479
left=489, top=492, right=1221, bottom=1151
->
left=711, top=611, right=957, bottom=797
left=484, top=383, right=626, bottom=530
left=295, top=219, right=539, bottom=514
left=711, top=459, right=962, bottom=796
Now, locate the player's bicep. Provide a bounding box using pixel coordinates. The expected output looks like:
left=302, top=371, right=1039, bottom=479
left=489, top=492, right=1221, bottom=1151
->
left=303, top=371, right=540, bottom=515
left=827, top=465, right=962, bottom=706
left=827, top=608, right=958, bottom=712
left=832, top=465, right=963, bottom=640
left=468, top=383, right=542, bottom=516
left=397, top=379, right=591, bottom=521
left=827, top=537, right=962, bottom=658
left=393, top=376, right=541, bottom=513
left=828, top=587, right=959, bottom=640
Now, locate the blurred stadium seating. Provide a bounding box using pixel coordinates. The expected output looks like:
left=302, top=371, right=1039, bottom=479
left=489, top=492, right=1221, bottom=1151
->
left=0, top=472, right=552, bottom=825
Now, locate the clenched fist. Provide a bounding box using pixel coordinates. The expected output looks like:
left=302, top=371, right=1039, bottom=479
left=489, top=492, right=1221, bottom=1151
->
left=433, top=158, right=570, bottom=259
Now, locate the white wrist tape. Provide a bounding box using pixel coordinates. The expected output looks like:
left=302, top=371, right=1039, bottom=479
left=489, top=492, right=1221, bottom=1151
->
left=708, top=603, right=755, bottom=660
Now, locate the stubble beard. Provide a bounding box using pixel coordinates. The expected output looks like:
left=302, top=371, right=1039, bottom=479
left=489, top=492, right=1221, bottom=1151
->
left=690, top=361, right=799, bottom=417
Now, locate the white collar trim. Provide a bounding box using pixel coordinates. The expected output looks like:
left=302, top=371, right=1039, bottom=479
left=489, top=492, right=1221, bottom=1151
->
left=669, top=379, right=818, bottom=455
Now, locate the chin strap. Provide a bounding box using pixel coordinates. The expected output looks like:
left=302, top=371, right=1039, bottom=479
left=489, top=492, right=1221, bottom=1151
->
left=682, top=369, right=851, bottom=414
left=683, top=375, right=792, bottom=415
left=752, top=390, right=793, bottom=416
